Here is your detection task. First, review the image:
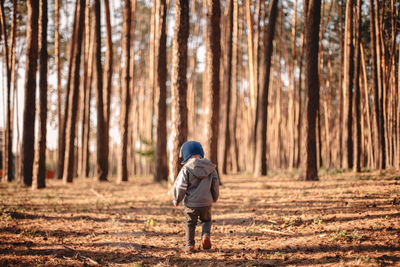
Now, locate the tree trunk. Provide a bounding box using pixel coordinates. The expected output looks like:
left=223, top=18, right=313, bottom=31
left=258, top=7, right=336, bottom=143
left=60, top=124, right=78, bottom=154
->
left=102, top=0, right=112, bottom=178
left=374, top=0, right=386, bottom=169
left=169, top=0, right=189, bottom=182
left=9, top=0, right=17, bottom=182
left=299, top=0, right=321, bottom=181
left=343, top=0, right=354, bottom=170
left=154, top=0, right=168, bottom=182
left=103, top=0, right=113, bottom=137
left=230, top=0, right=239, bottom=173
left=63, top=0, right=86, bottom=183
left=54, top=0, right=62, bottom=179
left=369, top=0, right=380, bottom=170
left=205, top=0, right=221, bottom=167
left=288, top=0, right=297, bottom=169
left=118, top=0, right=132, bottom=183
left=78, top=0, right=93, bottom=178
left=353, top=0, right=362, bottom=172
left=33, top=0, right=48, bottom=189
left=338, top=0, right=344, bottom=168
left=57, top=1, right=79, bottom=179
left=254, top=0, right=279, bottom=177
left=245, top=0, right=256, bottom=117
left=296, top=28, right=305, bottom=168
left=360, top=43, right=374, bottom=167
left=21, top=0, right=39, bottom=186
left=0, top=0, right=13, bottom=182
left=222, top=0, right=233, bottom=175
left=93, top=0, right=108, bottom=181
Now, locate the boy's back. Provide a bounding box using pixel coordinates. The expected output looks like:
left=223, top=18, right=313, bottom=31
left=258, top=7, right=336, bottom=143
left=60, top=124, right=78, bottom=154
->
left=173, top=157, right=219, bottom=208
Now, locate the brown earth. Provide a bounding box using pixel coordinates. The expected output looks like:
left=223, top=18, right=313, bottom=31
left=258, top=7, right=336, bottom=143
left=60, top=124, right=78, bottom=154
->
left=1, top=169, right=400, bottom=266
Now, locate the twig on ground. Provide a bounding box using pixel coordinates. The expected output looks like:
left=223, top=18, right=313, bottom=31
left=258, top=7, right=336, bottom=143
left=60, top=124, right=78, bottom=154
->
left=63, top=245, right=99, bottom=265
left=260, top=229, right=293, bottom=235
left=81, top=255, right=99, bottom=265
left=91, top=188, right=105, bottom=198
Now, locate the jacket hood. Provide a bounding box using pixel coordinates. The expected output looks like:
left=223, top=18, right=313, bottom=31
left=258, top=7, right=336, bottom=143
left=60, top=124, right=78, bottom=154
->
left=184, top=158, right=216, bottom=178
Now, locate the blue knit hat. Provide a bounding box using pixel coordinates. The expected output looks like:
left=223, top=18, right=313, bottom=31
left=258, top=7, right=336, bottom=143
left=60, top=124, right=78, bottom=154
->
left=179, top=141, right=204, bottom=164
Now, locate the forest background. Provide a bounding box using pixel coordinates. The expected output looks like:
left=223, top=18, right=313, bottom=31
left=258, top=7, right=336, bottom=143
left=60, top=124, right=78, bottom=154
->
left=0, top=0, right=399, bottom=186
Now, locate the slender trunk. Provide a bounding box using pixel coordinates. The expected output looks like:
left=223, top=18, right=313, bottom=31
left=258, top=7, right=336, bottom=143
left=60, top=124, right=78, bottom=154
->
left=296, top=29, right=305, bottom=168
left=21, top=0, right=39, bottom=186
left=63, top=0, right=86, bottom=183
left=338, top=0, right=344, bottom=168
left=299, top=0, right=321, bottom=181
left=245, top=0, right=256, bottom=116
left=93, top=0, right=108, bottom=181
left=206, top=0, right=221, bottom=167
left=222, top=0, right=233, bottom=174
left=253, top=0, right=263, bottom=169
left=118, top=0, right=132, bottom=183
left=254, top=0, right=279, bottom=176
left=353, top=0, right=362, bottom=172
left=154, top=0, right=168, bottom=182
left=128, top=0, right=136, bottom=177
left=370, top=0, right=380, bottom=169
left=103, top=0, right=113, bottom=163
left=169, top=0, right=189, bottom=182
left=288, top=0, right=297, bottom=169
left=57, top=1, right=79, bottom=179
left=343, top=0, right=354, bottom=170
left=360, top=43, right=374, bottom=167
left=33, top=0, right=48, bottom=189
left=78, top=1, right=92, bottom=177
left=9, top=0, right=17, bottom=182
left=54, top=0, right=62, bottom=179
left=0, top=0, right=13, bottom=182
left=230, top=0, right=239, bottom=173
left=374, top=0, right=385, bottom=169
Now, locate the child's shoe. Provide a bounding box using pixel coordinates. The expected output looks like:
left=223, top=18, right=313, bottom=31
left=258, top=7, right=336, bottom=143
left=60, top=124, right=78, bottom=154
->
left=181, top=245, right=195, bottom=253
left=202, top=234, right=212, bottom=249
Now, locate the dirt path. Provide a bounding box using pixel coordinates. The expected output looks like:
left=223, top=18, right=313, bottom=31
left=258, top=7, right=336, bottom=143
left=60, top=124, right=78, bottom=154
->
left=1, top=170, right=400, bottom=266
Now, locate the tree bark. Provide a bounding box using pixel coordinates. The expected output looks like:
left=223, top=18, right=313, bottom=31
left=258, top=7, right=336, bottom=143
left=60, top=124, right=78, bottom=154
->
left=353, top=0, right=362, bottom=172
left=21, top=0, right=39, bottom=186
left=370, top=0, right=380, bottom=170
left=222, top=0, right=233, bottom=174
left=118, top=0, right=132, bottom=183
left=99, top=0, right=113, bottom=180
left=78, top=0, right=93, bottom=178
left=93, top=0, right=108, bottom=181
left=63, top=0, right=86, bottom=183
left=154, top=0, right=168, bottom=182
left=289, top=0, right=297, bottom=169
left=343, top=0, right=354, bottom=170
left=33, top=0, right=48, bottom=189
left=54, top=0, right=63, bottom=179
left=299, top=0, right=321, bottom=181
left=0, top=0, right=13, bottom=182
left=230, top=0, right=239, bottom=173
left=254, top=0, right=279, bottom=177
left=374, top=0, right=385, bottom=169
left=206, top=0, right=221, bottom=167
left=103, top=0, right=113, bottom=153
left=57, top=1, right=79, bottom=179
left=169, top=0, right=189, bottom=182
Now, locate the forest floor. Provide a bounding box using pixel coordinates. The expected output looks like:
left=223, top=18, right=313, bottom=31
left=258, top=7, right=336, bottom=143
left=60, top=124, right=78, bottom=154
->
left=1, top=169, right=400, bottom=266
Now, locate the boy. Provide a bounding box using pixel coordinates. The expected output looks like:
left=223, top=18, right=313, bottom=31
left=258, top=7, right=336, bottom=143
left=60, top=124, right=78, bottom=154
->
left=173, top=141, right=220, bottom=252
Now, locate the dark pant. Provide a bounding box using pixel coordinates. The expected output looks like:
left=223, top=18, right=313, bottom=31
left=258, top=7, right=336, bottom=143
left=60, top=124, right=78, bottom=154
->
left=184, top=206, right=212, bottom=246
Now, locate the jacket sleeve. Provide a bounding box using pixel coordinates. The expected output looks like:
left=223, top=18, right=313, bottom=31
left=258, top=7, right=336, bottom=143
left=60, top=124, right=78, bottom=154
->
left=173, top=168, right=189, bottom=206
left=211, top=170, right=220, bottom=202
